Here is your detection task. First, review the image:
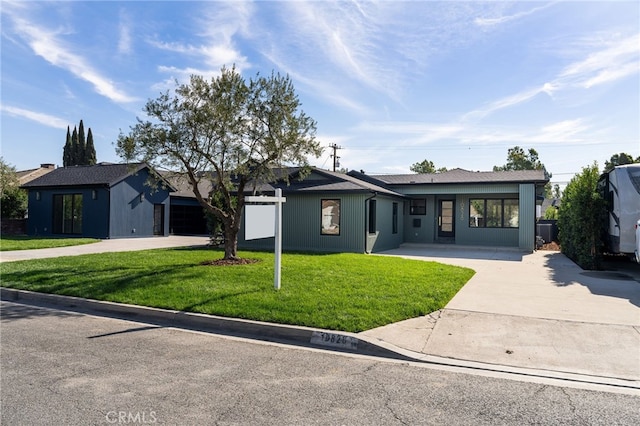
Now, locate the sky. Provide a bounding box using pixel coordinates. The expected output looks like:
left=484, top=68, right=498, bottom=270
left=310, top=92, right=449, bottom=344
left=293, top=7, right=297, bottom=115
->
left=1, top=1, right=639, bottom=189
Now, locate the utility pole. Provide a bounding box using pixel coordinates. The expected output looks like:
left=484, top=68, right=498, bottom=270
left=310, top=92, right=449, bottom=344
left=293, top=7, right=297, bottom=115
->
left=329, top=143, right=342, bottom=172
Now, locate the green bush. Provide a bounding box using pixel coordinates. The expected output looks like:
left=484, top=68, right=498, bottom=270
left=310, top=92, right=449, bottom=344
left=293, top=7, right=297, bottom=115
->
left=557, top=163, right=606, bottom=269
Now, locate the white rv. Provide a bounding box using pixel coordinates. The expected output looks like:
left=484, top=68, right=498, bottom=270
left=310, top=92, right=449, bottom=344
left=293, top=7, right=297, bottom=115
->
left=598, top=164, right=640, bottom=259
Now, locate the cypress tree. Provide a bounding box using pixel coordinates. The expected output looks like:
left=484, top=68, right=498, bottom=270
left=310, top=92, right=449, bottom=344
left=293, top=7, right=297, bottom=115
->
left=71, top=126, right=79, bottom=166
left=86, top=128, right=97, bottom=165
left=78, top=120, right=87, bottom=165
left=63, top=126, right=72, bottom=167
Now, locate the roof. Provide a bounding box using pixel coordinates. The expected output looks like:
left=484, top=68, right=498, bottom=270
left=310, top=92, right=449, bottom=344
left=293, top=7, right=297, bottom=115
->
left=17, top=164, right=56, bottom=185
left=264, top=168, right=405, bottom=198
left=20, top=163, right=175, bottom=190
left=162, top=172, right=214, bottom=198
left=362, top=168, right=548, bottom=185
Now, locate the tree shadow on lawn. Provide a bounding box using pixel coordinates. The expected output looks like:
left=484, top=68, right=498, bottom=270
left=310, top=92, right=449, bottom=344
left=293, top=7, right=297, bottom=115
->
left=544, top=252, right=640, bottom=308
left=0, top=263, right=241, bottom=307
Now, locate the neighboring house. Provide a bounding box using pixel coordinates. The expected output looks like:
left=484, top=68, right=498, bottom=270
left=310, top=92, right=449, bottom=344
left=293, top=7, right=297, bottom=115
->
left=21, top=163, right=174, bottom=238
left=17, top=163, right=57, bottom=185
left=239, top=167, right=548, bottom=253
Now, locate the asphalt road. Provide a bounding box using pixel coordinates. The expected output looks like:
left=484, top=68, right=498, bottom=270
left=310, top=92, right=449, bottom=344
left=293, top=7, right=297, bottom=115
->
left=1, top=301, right=638, bottom=425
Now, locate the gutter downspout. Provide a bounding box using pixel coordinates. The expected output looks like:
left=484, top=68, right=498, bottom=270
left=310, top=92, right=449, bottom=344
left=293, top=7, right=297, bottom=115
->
left=364, top=191, right=377, bottom=254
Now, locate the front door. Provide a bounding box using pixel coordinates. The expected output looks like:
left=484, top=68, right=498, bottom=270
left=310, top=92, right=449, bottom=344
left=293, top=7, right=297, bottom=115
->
left=438, top=200, right=455, bottom=240
left=153, top=204, right=165, bottom=236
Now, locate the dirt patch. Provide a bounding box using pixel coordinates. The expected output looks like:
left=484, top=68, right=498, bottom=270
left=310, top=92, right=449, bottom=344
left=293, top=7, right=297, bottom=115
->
left=201, top=258, right=260, bottom=266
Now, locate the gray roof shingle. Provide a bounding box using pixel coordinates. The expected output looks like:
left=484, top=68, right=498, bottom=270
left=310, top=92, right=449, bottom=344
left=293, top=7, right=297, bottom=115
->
left=20, top=163, right=155, bottom=188
left=367, top=168, right=548, bottom=185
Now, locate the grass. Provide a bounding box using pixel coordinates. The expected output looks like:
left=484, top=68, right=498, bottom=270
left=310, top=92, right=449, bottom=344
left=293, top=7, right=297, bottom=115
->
left=0, top=235, right=100, bottom=251
left=0, top=248, right=475, bottom=332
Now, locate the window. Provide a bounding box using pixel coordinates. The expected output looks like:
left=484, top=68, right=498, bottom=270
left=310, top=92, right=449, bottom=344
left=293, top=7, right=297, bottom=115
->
left=368, top=199, right=377, bottom=234
left=409, top=198, right=426, bottom=215
left=392, top=203, right=398, bottom=234
left=469, top=199, right=518, bottom=228
left=52, top=194, right=83, bottom=234
left=321, top=199, right=340, bottom=235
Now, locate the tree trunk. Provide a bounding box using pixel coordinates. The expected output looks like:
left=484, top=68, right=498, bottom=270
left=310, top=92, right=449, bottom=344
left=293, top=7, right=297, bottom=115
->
left=223, top=225, right=239, bottom=260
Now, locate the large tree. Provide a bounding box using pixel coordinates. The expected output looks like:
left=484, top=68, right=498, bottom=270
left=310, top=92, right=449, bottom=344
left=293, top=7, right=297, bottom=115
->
left=63, top=127, right=73, bottom=167
left=117, top=67, right=321, bottom=260
left=409, top=159, right=447, bottom=174
left=78, top=120, right=87, bottom=165
left=604, top=152, right=639, bottom=172
left=494, top=146, right=552, bottom=197
left=493, top=146, right=545, bottom=172
left=85, top=128, right=97, bottom=165
left=0, top=157, right=27, bottom=219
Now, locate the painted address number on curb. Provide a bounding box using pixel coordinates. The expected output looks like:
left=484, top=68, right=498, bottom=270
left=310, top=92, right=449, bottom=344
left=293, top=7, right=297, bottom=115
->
left=310, top=331, right=359, bottom=350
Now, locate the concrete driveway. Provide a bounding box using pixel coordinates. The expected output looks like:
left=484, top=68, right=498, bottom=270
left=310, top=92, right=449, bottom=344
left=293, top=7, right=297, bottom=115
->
left=363, top=244, right=640, bottom=384
left=0, top=236, right=210, bottom=262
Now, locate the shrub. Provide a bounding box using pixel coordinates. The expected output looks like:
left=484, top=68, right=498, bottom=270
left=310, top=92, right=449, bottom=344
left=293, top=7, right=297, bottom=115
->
left=557, top=163, right=606, bottom=269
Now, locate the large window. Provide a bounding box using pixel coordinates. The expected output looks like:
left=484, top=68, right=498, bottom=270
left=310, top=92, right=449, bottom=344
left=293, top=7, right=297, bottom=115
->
left=53, top=194, right=83, bottom=234
left=321, top=199, right=340, bottom=235
left=469, top=199, right=518, bottom=228
left=409, top=198, right=426, bottom=215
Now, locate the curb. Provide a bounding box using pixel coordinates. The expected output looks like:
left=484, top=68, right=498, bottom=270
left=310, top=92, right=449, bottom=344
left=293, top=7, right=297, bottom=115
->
left=2, top=287, right=639, bottom=395
left=0, top=288, right=414, bottom=362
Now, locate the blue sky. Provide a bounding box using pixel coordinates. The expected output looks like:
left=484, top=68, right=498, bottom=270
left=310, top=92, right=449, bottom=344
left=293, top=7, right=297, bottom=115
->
left=2, top=1, right=638, bottom=188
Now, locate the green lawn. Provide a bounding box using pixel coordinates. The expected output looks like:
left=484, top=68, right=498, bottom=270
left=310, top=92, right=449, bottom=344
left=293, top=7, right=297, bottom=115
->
left=0, top=235, right=100, bottom=251
left=0, top=248, right=474, bottom=332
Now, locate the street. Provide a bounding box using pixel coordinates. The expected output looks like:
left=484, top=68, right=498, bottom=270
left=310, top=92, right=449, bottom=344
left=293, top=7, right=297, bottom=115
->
left=1, top=301, right=638, bottom=425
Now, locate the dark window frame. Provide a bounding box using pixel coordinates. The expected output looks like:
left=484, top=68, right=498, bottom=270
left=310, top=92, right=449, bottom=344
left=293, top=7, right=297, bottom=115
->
left=392, top=202, right=398, bottom=234
left=468, top=198, right=519, bottom=229
left=52, top=193, right=83, bottom=234
left=409, top=198, right=426, bottom=215
left=321, top=199, right=341, bottom=236
left=368, top=199, right=377, bottom=234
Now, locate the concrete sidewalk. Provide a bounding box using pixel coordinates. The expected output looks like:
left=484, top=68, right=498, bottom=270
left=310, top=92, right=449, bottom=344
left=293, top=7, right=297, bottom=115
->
left=362, top=245, right=640, bottom=383
left=0, top=235, right=210, bottom=262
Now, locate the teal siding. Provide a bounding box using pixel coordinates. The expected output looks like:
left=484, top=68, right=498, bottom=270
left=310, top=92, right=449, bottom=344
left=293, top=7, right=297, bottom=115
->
left=240, top=193, right=366, bottom=253
left=518, top=183, right=536, bottom=251
left=396, top=183, right=521, bottom=195
left=236, top=178, right=540, bottom=253
left=365, top=195, right=404, bottom=253
left=403, top=195, right=435, bottom=244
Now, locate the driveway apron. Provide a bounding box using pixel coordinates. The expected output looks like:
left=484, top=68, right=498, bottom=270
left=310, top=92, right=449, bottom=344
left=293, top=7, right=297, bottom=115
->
left=366, top=245, right=640, bottom=382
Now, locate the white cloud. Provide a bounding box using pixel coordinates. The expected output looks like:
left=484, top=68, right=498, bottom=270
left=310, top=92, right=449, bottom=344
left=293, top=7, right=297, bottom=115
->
left=559, top=34, right=640, bottom=89
left=118, top=9, right=132, bottom=55
left=6, top=13, right=137, bottom=104
left=474, top=2, right=556, bottom=27
left=149, top=1, right=251, bottom=81
left=1, top=105, right=68, bottom=129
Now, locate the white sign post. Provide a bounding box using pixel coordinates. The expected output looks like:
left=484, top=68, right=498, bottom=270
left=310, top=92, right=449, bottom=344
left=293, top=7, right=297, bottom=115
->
left=245, top=188, right=286, bottom=290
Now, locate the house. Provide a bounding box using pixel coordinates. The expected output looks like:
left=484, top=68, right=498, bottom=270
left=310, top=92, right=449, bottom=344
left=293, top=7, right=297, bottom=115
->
left=238, top=168, right=406, bottom=253
left=21, top=163, right=174, bottom=238
left=20, top=162, right=548, bottom=252
left=17, top=163, right=57, bottom=185
left=238, top=167, right=548, bottom=253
